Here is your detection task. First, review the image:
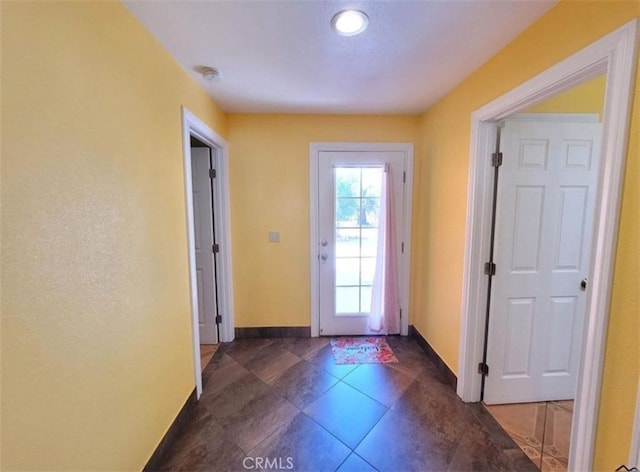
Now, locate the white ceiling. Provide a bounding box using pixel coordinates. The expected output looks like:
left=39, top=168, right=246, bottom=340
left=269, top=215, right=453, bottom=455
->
left=124, top=1, right=557, bottom=115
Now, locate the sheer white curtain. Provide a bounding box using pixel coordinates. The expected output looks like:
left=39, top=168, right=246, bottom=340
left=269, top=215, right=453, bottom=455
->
left=369, top=164, right=400, bottom=334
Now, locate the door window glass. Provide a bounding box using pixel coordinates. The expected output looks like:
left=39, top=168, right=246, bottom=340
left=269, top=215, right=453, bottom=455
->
left=334, top=166, right=382, bottom=315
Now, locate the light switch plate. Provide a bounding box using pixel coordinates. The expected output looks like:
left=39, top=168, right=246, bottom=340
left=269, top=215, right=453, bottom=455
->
left=268, top=231, right=280, bottom=242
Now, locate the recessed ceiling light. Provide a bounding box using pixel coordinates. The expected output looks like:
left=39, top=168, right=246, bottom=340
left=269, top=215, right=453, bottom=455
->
left=331, top=9, right=369, bottom=36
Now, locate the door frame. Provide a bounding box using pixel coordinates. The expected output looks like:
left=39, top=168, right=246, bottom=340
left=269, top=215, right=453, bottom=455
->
left=456, top=19, right=638, bottom=470
left=181, top=107, right=235, bottom=398
left=309, top=142, right=414, bottom=337
left=632, top=381, right=640, bottom=468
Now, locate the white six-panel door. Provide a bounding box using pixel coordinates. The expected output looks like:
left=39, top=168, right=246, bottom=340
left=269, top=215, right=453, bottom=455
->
left=191, top=147, right=218, bottom=344
left=484, top=118, right=602, bottom=404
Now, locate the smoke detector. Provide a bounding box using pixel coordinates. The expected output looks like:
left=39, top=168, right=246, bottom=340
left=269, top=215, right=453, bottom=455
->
left=199, top=66, right=222, bottom=83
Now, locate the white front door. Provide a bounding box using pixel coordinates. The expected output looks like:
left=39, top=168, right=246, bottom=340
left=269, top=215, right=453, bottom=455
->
left=484, top=117, right=602, bottom=404
left=191, top=147, right=218, bottom=344
left=317, top=150, right=406, bottom=336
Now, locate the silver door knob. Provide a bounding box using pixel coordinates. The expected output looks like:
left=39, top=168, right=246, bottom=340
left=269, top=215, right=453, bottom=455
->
left=320, top=254, right=328, bottom=261
left=321, top=239, right=328, bottom=247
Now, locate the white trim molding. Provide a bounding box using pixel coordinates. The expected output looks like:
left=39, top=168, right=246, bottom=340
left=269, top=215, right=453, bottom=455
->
left=309, top=142, right=414, bottom=338
left=507, top=112, right=600, bottom=123
left=181, top=107, right=235, bottom=398
left=631, top=380, right=640, bottom=468
left=456, top=19, right=638, bottom=471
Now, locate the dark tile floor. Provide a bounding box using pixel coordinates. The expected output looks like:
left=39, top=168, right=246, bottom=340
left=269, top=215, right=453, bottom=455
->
left=156, top=336, right=538, bottom=472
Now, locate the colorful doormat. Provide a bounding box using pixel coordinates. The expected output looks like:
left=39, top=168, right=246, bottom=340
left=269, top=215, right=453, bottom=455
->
left=330, top=337, right=399, bottom=365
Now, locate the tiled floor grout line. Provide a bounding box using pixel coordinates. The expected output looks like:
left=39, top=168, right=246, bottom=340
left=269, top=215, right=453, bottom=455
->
left=336, top=375, right=389, bottom=442
left=293, top=375, right=386, bottom=472
left=294, top=408, right=357, bottom=467
left=164, top=337, right=539, bottom=471
left=482, top=399, right=572, bottom=471
left=538, top=401, right=548, bottom=470
left=332, top=450, right=380, bottom=472
left=240, top=345, right=352, bottom=462
left=298, top=378, right=358, bottom=451
left=243, top=397, right=302, bottom=458
left=270, top=358, right=390, bottom=470
left=261, top=358, right=360, bottom=470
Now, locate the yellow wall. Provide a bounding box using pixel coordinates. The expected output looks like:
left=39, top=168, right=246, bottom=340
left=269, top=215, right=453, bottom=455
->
left=2, top=0, right=638, bottom=470
left=227, top=114, right=419, bottom=327
left=525, top=74, right=606, bottom=118
left=1, top=2, right=226, bottom=470
left=413, top=1, right=638, bottom=469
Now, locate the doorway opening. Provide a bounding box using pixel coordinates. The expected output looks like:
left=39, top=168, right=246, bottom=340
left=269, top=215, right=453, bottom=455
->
left=190, top=135, right=221, bottom=371
left=456, top=20, right=638, bottom=471
left=310, top=143, right=413, bottom=338
left=481, top=108, right=604, bottom=470
left=482, top=112, right=602, bottom=403
left=199, top=344, right=220, bottom=373
left=485, top=400, right=573, bottom=470
left=181, top=107, right=235, bottom=398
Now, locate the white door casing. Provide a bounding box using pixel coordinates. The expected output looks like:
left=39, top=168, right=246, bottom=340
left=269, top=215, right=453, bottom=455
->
left=630, top=380, right=640, bottom=468
left=182, top=107, right=235, bottom=398
left=317, top=151, right=406, bottom=336
left=310, top=142, right=413, bottom=338
left=456, top=20, right=638, bottom=471
left=191, top=147, right=218, bottom=345
left=484, top=117, right=602, bottom=404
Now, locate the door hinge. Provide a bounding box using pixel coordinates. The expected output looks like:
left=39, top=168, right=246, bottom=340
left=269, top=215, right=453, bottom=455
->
left=209, top=168, right=217, bottom=179
left=484, top=262, right=496, bottom=276
left=478, top=362, right=489, bottom=376
left=399, top=308, right=402, bottom=319
left=212, top=243, right=220, bottom=253
left=215, top=315, right=222, bottom=324
left=403, top=171, right=406, bottom=183
left=491, top=152, right=503, bottom=167
left=401, top=242, right=405, bottom=253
